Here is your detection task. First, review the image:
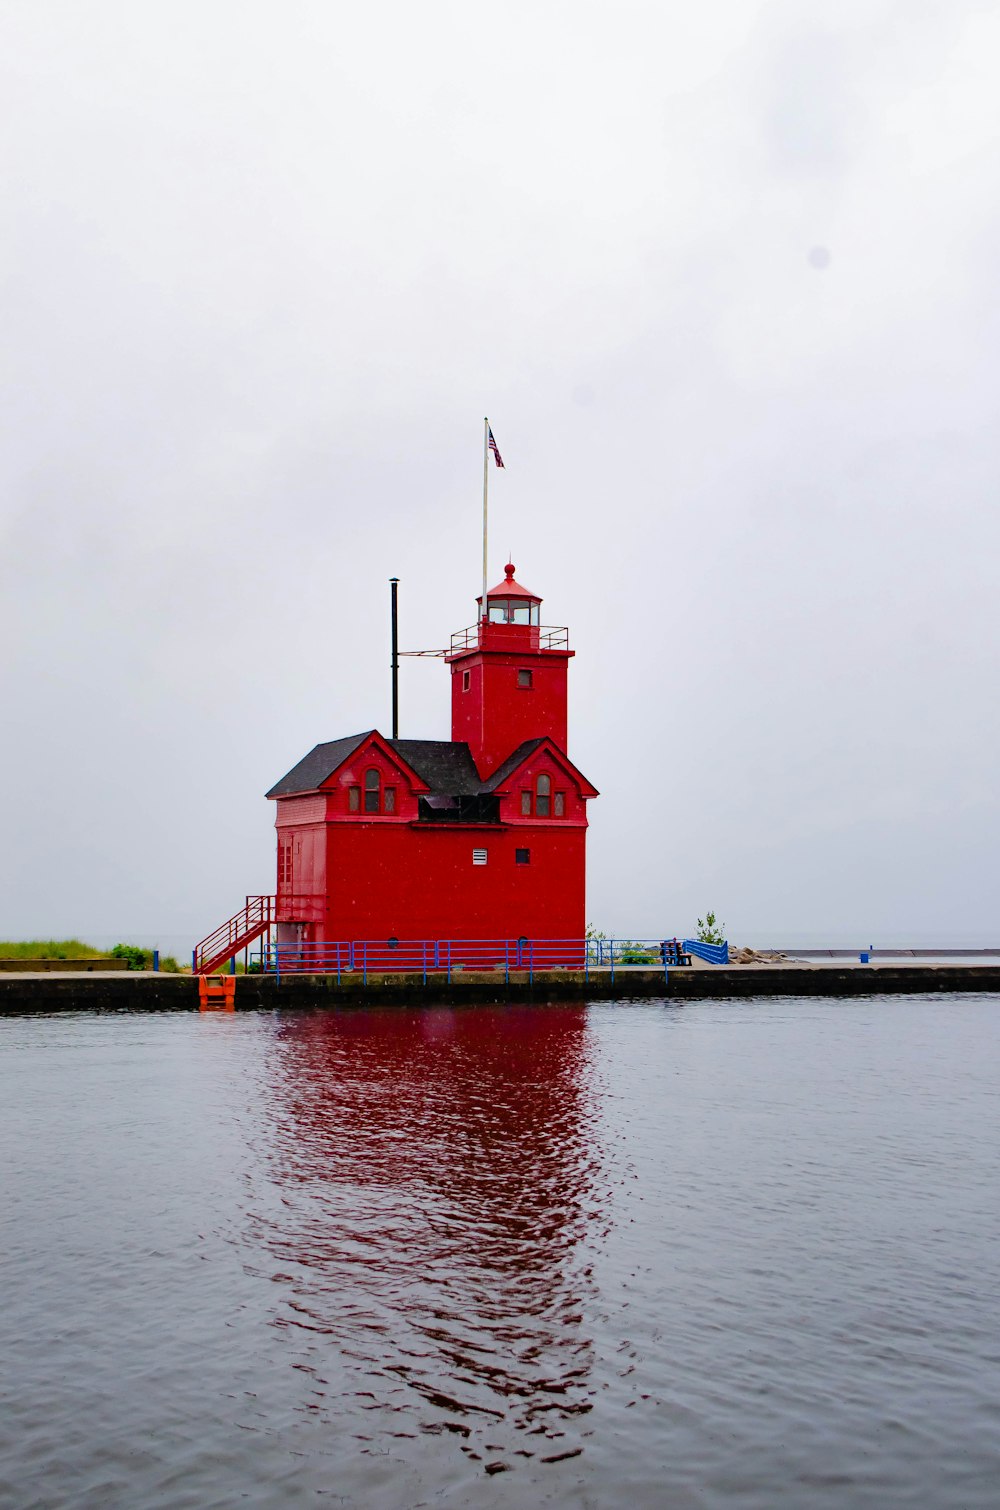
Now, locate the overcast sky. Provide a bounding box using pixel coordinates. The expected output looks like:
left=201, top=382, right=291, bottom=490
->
left=2, top=0, right=998, bottom=950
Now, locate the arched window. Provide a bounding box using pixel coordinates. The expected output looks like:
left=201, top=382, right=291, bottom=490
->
left=364, top=768, right=381, bottom=814
left=536, top=773, right=551, bottom=817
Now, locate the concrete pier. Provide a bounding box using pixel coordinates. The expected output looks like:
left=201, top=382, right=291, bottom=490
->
left=1, top=962, right=999, bottom=1014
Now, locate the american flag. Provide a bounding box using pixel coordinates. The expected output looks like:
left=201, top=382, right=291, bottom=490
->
left=488, top=426, right=505, bottom=468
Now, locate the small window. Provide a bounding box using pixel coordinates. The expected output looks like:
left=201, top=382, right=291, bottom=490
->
left=472, top=848, right=488, bottom=866
left=515, top=848, right=530, bottom=865
left=517, top=669, right=533, bottom=689
left=462, top=669, right=471, bottom=692
left=536, top=772, right=551, bottom=817
left=520, top=790, right=532, bottom=816
left=348, top=786, right=360, bottom=813
left=364, top=768, right=381, bottom=814
left=384, top=786, right=396, bottom=814
left=554, top=792, right=565, bottom=817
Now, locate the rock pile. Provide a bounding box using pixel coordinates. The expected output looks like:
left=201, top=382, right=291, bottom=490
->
left=728, top=947, right=799, bottom=965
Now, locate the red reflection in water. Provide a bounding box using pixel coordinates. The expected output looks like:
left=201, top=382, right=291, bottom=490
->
left=241, top=1005, right=603, bottom=1464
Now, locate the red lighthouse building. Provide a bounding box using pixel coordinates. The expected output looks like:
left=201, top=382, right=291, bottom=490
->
left=265, top=565, right=598, bottom=952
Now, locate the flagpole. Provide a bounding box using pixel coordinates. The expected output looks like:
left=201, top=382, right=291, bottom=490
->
left=482, top=416, right=489, bottom=622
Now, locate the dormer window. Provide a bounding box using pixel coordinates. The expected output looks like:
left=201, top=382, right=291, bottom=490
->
left=364, top=769, right=381, bottom=813
left=521, top=777, right=564, bottom=817
left=348, top=786, right=360, bottom=812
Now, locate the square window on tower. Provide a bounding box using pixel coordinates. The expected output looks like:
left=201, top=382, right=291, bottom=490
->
left=517, top=669, right=533, bottom=689
left=515, top=848, right=531, bottom=865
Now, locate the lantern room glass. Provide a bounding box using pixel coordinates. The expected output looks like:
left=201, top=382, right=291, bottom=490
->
left=487, top=597, right=540, bottom=625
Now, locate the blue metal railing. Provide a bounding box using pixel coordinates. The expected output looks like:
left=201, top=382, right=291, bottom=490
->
left=250, top=936, right=706, bottom=985
left=683, top=939, right=729, bottom=965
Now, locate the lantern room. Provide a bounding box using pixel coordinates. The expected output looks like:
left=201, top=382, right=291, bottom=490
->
left=483, top=563, right=541, bottom=624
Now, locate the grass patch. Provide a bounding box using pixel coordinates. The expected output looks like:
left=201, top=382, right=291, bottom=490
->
left=0, top=939, right=108, bottom=960
left=0, top=940, right=183, bottom=971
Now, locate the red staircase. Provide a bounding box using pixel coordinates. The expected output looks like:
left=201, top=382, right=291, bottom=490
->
left=193, top=895, right=275, bottom=975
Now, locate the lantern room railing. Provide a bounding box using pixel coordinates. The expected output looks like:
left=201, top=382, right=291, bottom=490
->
left=449, top=623, right=570, bottom=655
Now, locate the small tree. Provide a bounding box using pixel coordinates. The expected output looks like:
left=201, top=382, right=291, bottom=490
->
left=695, top=911, right=726, bottom=945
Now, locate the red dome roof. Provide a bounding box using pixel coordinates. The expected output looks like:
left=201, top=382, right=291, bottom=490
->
left=476, top=563, right=541, bottom=603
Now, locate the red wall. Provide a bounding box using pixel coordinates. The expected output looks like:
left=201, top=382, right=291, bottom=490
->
left=275, top=822, right=326, bottom=927
left=323, top=821, right=586, bottom=942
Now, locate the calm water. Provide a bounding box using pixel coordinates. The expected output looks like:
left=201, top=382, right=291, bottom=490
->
left=2, top=997, right=998, bottom=1509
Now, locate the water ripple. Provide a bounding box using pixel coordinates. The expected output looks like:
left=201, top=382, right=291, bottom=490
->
left=2, top=997, right=999, bottom=1507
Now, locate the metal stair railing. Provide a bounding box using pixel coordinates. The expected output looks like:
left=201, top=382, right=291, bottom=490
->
left=194, top=895, right=275, bottom=975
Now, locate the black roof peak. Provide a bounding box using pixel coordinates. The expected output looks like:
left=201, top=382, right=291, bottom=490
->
left=265, top=731, right=374, bottom=798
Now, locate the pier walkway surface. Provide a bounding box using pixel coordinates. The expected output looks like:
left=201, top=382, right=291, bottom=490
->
left=1, top=961, right=999, bottom=1013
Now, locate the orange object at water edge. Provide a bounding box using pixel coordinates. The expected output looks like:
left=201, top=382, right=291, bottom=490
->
left=198, top=975, right=236, bottom=1012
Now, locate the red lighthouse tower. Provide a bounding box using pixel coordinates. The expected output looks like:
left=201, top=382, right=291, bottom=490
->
left=448, top=563, right=572, bottom=776
left=193, top=564, right=598, bottom=970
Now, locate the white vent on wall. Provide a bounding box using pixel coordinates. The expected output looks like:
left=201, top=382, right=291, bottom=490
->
left=472, top=849, right=488, bottom=866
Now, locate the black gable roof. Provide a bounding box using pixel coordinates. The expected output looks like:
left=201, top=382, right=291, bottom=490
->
left=481, top=739, right=546, bottom=791
left=267, top=731, right=589, bottom=803
left=268, top=732, right=483, bottom=800
left=387, top=740, right=483, bottom=797
left=266, top=732, right=373, bottom=798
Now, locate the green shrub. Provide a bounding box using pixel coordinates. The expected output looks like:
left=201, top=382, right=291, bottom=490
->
left=695, top=911, right=726, bottom=945
left=617, top=940, right=657, bottom=964
left=111, top=943, right=148, bottom=970
left=111, top=943, right=181, bottom=972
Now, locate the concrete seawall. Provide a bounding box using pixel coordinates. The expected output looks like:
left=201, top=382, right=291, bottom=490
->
left=2, top=963, right=999, bottom=1014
